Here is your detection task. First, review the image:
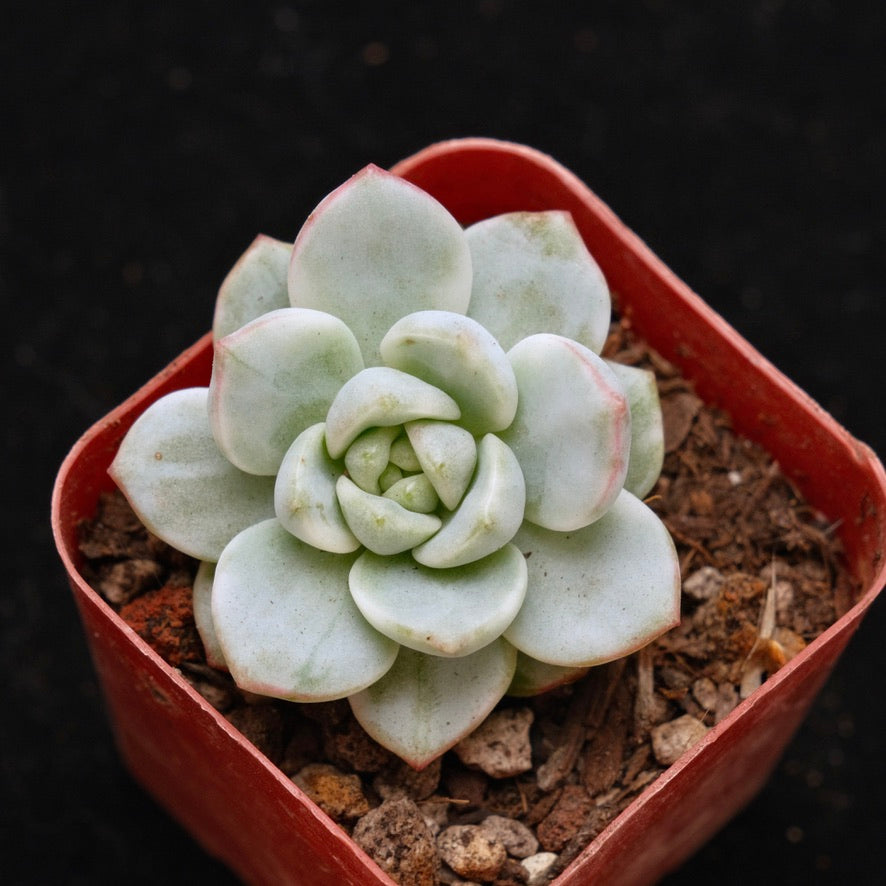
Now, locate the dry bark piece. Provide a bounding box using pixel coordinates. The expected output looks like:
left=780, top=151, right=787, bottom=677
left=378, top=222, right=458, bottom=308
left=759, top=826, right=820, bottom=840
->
left=582, top=678, right=632, bottom=796
left=536, top=661, right=624, bottom=792
left=535, top=784, right=594, bottom=853
left=622, top=743, right=653, bottom=786
left=660, top=390, right=702, bottom=452
left=547, top=802, right=622, bottom=876
left=633, top=646, right=669, bottom=738
left=525, top=788, right=562, bottom=829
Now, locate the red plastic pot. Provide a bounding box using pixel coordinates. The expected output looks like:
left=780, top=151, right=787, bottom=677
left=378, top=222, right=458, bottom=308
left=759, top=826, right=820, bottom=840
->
left=51, top=138, right=886, bottom=885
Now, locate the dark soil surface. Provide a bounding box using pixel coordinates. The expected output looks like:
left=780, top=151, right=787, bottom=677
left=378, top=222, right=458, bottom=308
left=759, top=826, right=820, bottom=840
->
left=78, top=321, right=854, bottom=885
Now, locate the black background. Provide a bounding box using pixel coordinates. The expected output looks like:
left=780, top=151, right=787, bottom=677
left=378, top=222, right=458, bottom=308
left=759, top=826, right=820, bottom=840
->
left=3, top=2, right=884, bottom=883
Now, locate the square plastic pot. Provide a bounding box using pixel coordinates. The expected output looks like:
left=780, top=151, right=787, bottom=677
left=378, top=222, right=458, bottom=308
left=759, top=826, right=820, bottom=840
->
left=52, top=138, right=886, bottom=885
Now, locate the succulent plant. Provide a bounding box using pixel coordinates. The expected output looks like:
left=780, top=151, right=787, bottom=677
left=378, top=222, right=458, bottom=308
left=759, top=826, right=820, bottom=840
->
left=110, top=165, right=681, bottom=768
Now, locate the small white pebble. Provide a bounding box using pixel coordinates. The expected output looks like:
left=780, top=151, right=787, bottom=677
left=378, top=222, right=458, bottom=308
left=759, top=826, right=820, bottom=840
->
left=682, top=566, right=724, bottom=602
left=728, top=469, right=743, bottom=486
left=521, top=851, right=559, bottom=886
left=651, top=714, right=710, bottom=766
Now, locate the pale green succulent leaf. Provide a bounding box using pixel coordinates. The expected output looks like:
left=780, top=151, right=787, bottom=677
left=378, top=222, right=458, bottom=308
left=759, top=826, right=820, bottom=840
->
left=502, top=334, right=630, bottom=532
left=212, top=234, right=292, bottom=341
left=405, top=420, right=478, bottom=510
left=324, top=367, right=461, bottom=459
left=288, top=165, right=472, bottom=366
left=466, top=211, right=611, bottom=353
left=349, top=544, right=527, bottom=657
left=211, top=519, right=398, bottom=701
left=388, top=433, right=422, bottom=471
left=378, top=463, right=403, bottom=491
left=336, top=476, right=441, bottom=555
left=412, top=434, right=525, bottom=568
left=344, top=426, right=400, bottom=494
left=504, top=490, right=681, bottom=667
left=209, top=308, right=364, bottom=475
left=349, top=640, right=517, bottom=769
left=382, top=473, right=439, bottom=513
left=192, top=560, right=226, bottom=671
left=605, top=361, right=665, bottom=499
left=108, top=388, right=275, bottom=562
left=507, top=648, right=589, bottom=697
left=380, top=310, right=518, bottom=434
left=274, top=423, right=359, bottom=554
